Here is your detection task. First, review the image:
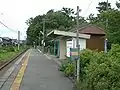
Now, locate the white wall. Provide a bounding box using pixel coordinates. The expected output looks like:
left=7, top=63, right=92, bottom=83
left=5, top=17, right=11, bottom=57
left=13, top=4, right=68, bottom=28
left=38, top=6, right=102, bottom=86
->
left=66, top=38, right=86, bottom=57
left=78, top=38, right=86, bottom=50
left=66, top=41, right=73, bottom=57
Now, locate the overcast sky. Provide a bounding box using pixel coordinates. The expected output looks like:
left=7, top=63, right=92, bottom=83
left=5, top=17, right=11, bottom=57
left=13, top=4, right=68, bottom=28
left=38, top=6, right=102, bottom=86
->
left=0, top=0, right=117, bottom=40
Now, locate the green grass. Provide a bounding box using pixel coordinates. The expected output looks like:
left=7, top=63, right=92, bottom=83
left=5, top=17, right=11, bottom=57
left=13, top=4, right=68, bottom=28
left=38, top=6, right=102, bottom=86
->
left=0, top=46, right=27, bottom=63
left=0, top=52, right=17, bottom=62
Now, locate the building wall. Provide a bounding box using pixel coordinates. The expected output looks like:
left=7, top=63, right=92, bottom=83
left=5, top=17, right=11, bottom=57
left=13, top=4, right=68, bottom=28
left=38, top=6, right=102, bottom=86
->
left=86, top=34, right=105, bottom=51
left=59, top=39, right=66, bottom=59
left=66, top=41, right=73, bottom=57
left=78, top=38, right=86, bottom=50
left=66, top=38, right=86, bottom=57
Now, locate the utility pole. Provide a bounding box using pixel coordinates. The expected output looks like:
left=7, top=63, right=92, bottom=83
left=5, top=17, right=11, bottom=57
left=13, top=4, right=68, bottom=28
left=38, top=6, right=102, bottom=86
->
left=24, top=36, right=26, bottom=48
left=43, top=19, right=45, bottom=53
left=76, top=6, right=80, bottom=82
left=39, top=32, right=40, bottom=49
left=106, top=0, right=108, bottom=30
left=105, top=0, right=108, bottom=53
left=18, top=31, right=20, bottom=50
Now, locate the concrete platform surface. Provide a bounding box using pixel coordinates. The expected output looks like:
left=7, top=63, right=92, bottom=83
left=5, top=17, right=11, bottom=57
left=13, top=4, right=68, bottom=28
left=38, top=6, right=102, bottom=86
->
left=19, top=49, right=74, bottom=90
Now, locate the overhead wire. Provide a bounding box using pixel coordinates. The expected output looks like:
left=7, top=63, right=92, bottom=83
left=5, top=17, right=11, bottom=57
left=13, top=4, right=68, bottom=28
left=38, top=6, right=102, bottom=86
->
left=0, top=20, right=25, bottom=39
left=0, top=20, right=17, bottom=33
left=81, top=0, right=93, bottom=16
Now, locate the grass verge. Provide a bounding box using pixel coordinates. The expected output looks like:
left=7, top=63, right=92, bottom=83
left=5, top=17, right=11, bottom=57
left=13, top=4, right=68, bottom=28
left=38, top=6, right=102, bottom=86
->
left=0, top=46, right=27, bottom=65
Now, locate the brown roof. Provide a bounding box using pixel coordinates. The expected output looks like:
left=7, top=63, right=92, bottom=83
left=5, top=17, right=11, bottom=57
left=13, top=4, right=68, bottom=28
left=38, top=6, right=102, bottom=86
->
left=79, top=25, right=105, bottom=35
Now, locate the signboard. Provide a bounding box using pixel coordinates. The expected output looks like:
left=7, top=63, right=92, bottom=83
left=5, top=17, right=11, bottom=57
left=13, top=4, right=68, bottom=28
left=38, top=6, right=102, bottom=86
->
left=70, top=48, right=79, bottom=60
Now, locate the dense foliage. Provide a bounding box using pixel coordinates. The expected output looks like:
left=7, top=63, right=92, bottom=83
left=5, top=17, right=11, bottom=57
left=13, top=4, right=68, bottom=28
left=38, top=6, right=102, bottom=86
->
left=26, top=8, right=87, bottom=45
left=88, top=0, right=120, bottom=45
left=26, top=0, right=120, bottom=47
left=77, top=44, right=120, bottom=90
left=60, top=44, right=120, bottom=90
left=59, top=58, right=74, bottom=77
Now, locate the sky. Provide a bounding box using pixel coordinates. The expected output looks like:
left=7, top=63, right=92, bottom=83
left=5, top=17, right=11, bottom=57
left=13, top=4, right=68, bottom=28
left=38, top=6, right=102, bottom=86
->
left=0, top=0, right=118, bottom=40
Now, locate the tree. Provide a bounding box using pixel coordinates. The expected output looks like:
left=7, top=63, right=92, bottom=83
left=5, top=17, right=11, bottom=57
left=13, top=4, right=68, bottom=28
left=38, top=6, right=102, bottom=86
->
left=87, top=14, right=97, bottom=24
left=96, top=1, right=111, bottom=13
left=26, top=15, right=45, bottom=45
left=88, top=2, right=110, bottom=28
left=96, top=9, right=120, bottom=44
left=61, top=7, right=75, bottom=17
left=106, top=9, right=120, bottom=44
left=26, top=7, right=88, bottom=45
left=25, top=17, right=34, bottom=26
left=88, top=1, right=120, bottom=45
left=116, top=0, right=120, bottom=9
left=26, top=8, right=76, bottom=44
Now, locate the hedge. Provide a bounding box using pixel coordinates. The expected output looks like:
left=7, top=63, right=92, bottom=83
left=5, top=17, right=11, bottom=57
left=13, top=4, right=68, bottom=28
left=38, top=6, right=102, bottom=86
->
left=60, top=44, right=120, bottom=90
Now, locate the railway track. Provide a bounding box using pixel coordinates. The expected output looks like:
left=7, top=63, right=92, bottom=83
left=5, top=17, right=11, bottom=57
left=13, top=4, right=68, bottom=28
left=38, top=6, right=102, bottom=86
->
left=0, top=49, right=28, bottom=71
left=0, top=49, right=29, bottom=89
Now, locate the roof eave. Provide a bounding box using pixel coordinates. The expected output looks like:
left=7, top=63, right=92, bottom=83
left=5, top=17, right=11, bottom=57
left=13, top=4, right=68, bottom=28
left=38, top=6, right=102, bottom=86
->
left=47, top=30, right=91, bottom=39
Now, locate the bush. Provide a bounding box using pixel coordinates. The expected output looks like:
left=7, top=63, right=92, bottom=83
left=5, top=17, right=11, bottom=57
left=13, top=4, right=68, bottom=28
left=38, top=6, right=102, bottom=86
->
left=64, top=63, right=74, bottom=77
left=60, top=58, right=75, bottom=77
left=78, top=44, right=120, bottom=90
left=80, top=49, right=96, bottom=80
left=60, top=45, right=120, bottom=90
left=59, top=60, right=69, bottom=72
left=7, top=46, right=18, bottom=52
left=8, top=46, right=15, bottom=52
left=82, top=52, right=108, bottom=90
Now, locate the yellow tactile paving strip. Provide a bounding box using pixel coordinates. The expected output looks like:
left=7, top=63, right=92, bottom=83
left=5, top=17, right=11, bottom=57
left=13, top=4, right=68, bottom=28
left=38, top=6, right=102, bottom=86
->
left=10, top=51, right=31, bottom=90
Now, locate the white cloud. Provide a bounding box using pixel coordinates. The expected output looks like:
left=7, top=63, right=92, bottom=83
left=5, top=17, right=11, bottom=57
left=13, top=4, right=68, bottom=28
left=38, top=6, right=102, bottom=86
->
left=0, top=0, right=117, bottom=39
